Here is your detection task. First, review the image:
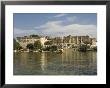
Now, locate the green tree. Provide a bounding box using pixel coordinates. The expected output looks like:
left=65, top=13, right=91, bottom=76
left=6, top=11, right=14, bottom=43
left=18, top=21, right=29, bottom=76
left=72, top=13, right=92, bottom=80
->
left=51, top=45, right=57, bottom=51
left=30, top=34, right=40, bottom=38
left=34, top=40, right=42, bottom=49
left=14, top=39, right=22, bottom=50
left=44, top=41, right=52, bottom=45
left=26, top=43, right=34, bottom=50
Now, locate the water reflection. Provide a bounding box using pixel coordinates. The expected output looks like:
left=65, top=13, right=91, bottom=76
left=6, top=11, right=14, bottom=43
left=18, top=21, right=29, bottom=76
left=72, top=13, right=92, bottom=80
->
left=14, top=49, right=97, bottom=75
left=41, top=53, right=47, bottom=71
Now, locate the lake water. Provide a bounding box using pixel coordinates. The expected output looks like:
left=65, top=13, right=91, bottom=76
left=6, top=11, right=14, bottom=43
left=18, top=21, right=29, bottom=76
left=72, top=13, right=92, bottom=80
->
left=14, top=49, right=97, bottom=75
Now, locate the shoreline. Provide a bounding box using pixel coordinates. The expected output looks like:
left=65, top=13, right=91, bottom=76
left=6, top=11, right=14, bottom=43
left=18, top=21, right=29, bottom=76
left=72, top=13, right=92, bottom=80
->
left=14, top=48, right=97, bottom=53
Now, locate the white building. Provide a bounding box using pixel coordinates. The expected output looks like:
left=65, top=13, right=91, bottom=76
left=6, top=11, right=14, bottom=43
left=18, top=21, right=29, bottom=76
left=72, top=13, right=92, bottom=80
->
left=16, top=36, right=48, bottom=49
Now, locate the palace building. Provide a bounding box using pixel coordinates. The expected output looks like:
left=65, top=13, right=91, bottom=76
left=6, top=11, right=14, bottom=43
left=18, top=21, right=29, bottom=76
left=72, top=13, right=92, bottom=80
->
left=15, top=35, right=97, bottom=49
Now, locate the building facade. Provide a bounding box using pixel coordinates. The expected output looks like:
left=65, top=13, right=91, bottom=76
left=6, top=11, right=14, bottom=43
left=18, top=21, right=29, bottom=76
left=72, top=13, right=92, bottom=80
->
left=15, top=35, right=97, bottom=49
left=16, top=36, right=48, bottom=49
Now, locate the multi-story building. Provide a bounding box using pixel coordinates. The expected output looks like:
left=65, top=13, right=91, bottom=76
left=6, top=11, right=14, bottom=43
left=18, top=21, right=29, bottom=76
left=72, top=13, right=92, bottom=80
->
left=90, top=38, right=97, bottom=48
left=16, top=36, right=48, bottom=49
left=15, top=35, right=97, bottom=49
left=63, top=35, right=90, bottom=44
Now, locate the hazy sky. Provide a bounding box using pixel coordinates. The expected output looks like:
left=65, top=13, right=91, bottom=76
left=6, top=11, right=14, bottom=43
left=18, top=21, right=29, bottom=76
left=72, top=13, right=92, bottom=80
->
left=14, top=13, right=97, bottom=38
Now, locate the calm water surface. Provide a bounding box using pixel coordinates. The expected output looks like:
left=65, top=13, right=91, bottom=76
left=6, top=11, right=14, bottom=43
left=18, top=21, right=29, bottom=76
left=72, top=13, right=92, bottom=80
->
left=14, top=49, right=97, bottom=75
